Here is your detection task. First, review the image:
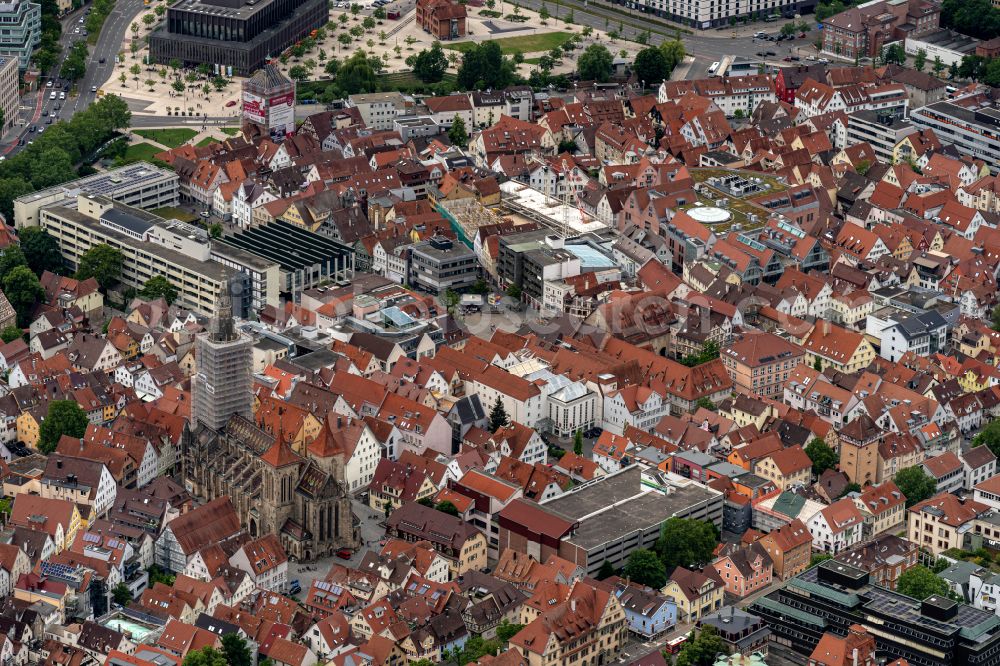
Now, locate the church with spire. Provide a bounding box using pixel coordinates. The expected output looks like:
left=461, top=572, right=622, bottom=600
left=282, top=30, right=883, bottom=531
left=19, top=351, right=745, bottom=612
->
left=183, top=284, right=358, bottom=561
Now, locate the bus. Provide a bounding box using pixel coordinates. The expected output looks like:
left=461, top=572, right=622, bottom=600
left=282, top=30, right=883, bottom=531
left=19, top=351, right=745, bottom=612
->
left=665, top=632, right=691, bottom=654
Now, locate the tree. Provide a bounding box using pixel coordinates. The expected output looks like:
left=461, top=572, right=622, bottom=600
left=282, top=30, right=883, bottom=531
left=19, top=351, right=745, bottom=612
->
left=855, top=159, right=871, bottom=176
left=38, top=400, right=88, bottom=454
left=112, top=582, right=132, bottom=605
left=597, top=560, right=616, bottom=580
left=448, top=114, right=469, bottom=147
left=496, top=620, right=524, bottom=643
left=373, top=5, right=386, bottom=18
left=143, top=12, right=155, bottom=27
left=182, top=648, right=228, bottom=666
left=336, top=51, right=377, bottom=94
left=140, top=275, right=179, bottom=304
left=655, top=517, right=718, bottom=570
left=949, top=61, right=959, bottom=79
left=695, top=397, right=717, bottom=412
left=896, top=565, right=949, bottom=600
left=805, top=437, right=837, bottom=476
left=974, top=419, right=1000, bottom=457
left=209, top=224, right=223, bottom=239
left=325, top=57, right=341, bottom=77
left=809, top=553, right=833, bottom=569
left=633, top=47, right=669, bottom=87
left=839, top=482, right=862, bottom=497
left=489, top=396, right=509, bottom=431
left=3, top=266, right=44, bottom=327
left=410, top=41, right=449, bottom=83
left=914, top=48, right=927, bottom=72
left=539, top=3, right=549, bottom=20
left=894, top=465, right=937, bottom=507
left=813, top=356, right=823, bottom=371
left=289, top=65, right=310, bottom=81
left=781, top=22, right=797, bottom=36
left=623, top=548, right=667, bottom=589
left=0, top=245, right=27, bottom=283
left=676, top=626, right=729, bottom=666
left=417, top=496, right=434, bottom=507
left=172, top=79, right=185, bottom=93
left=220, top=634, right=253, bottom=666
left=457, top=41, right=517, bottom=90
left=932, top=55, right=945, bottom=76
left=571, top=429, right=583, bottom=455
left=435, top=500, right=460, bottom=516
left=76, top=244, right=124, bottom=290
left=362, top=16, right=376, bottom=30
left=0, top=326, right=22, bottom=343
left=577, top=43, right=613, bottom=82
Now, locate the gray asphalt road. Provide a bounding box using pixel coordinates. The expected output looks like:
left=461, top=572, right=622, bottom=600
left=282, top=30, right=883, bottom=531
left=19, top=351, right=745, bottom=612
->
left=5, top=0, right=146, bottom=156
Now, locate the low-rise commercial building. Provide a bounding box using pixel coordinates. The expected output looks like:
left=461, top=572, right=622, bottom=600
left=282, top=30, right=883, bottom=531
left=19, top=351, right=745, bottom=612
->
left=14, top=162, right=179, bottom=230
left=911, top=100, right=1000, bottom=174
left=751, top=559, right=1000, bottom=666
left=497, top=467, right=722, bottom=577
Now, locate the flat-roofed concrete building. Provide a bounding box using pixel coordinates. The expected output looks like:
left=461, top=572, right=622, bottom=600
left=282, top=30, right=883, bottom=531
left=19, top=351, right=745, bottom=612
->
left=14, top=162, right=179, bottom=229
left=149, top=0, right=326, bottom=76
left=408, top=235, right=479, bottom=295
left=219, top=220, right=354, bottom=298
left=39, top=194, right=254, bottom=317
left=497, top=466, right=722, bottom=577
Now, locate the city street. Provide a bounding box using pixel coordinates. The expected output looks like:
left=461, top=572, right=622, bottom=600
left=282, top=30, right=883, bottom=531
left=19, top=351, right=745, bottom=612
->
left=2, top=0, right=146, bottom=157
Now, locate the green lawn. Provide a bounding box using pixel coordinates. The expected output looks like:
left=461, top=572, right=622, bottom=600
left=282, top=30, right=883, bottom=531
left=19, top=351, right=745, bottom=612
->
left=150, top=206, right=198, bottom=223
left=196, top=136, right=222, bottom=147
left=134, top=128, right=199, bottom=148
left=119, top=142, right=165, bottom=164
left=220, top=127, right=242, bottom=136
left=445, top=31, right=574, bottom=55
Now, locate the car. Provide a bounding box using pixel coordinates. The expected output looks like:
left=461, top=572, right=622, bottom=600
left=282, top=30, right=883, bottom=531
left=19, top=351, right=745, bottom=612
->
left=200, top=211, right=210, bottom=218
left=49, top=91, right=56, bottom=100
left=806, top=54, right=816, bottom=60
left=46, top=117, right=52, bottom=124
left=757, top=51, right=767, bottom=57
left=46, top=80, right=53, bottom=88
left=289, top=581, right=302, bottom=594
left=335, top=548, right=352, bottom=559
left=818, top=57, right=829, bottom=63
left=799, top=32, right=806, bottom=37
left=789, top=55, right=800, bottom=61
left=17, top=139, right=24, bottom=146
left=754, top=31, right=767, bottom=38
left=37, top=126, right=43, bottom=133
left=74, top=28, right=79, bottom=33
left=63, top=83, right=69, bottom=90
left=225, top=99, right=237, bottom=107
left=59, top=92, right=65, bottom=99
left=708, top=61, right=720, bottom=74
left=54, top=103, right=60, bottom=111
left=99, top=57, right=105, bottom=63
left=91, top=86, right=98, bottom=92
left=82, top=30, right=87, bottom=36
left=766, top=50, right=777, bottom=56
left=42, top=110, right=48, bottom=116
left=783, top=55, right=794, bottom=61
left=79, top=16, right=84, bottom=22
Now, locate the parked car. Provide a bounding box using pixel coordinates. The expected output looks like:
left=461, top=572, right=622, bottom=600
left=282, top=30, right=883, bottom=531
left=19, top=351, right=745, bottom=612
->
left=46, top=80, right=53, bottom=88
left=335, top=548, right=352, bottom=559
left=289, top=580, right=302, bottom=594
left=225, top=100, right=237, bottom=107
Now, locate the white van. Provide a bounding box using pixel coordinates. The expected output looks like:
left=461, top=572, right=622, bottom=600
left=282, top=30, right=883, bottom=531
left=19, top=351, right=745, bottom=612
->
left=49, top=91, right=56, bottom=100
left=708, top=61, right=720, bottom=74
